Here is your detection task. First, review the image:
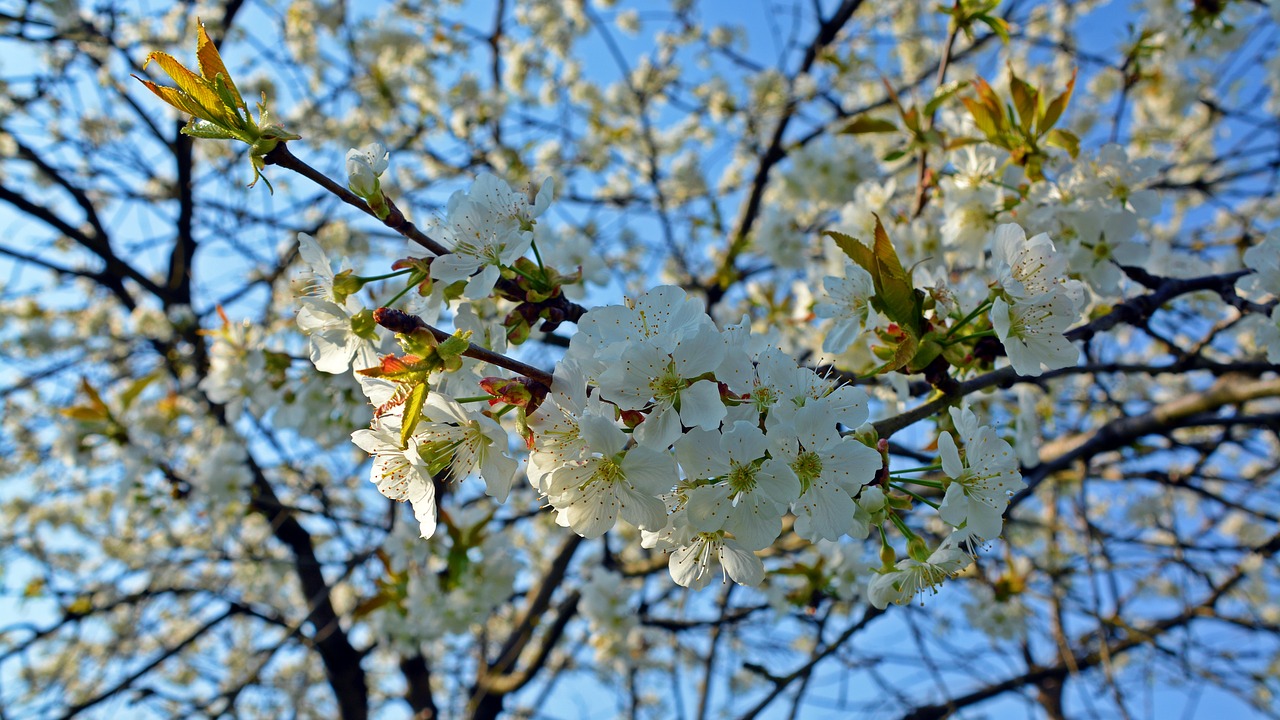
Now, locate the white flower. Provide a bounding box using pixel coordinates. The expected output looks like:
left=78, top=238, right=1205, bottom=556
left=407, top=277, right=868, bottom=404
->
left=1069, top=208, right=1146, bottom=296
left=867, top=535, right=973, bottom=609
left=1236, top=230, right=1280, bottom=301
left=346, top=142, right=388, bottom=198
left=769, top=403, right=881, bottom=542
left=546, top=415, right=675, bottom=538
left=990, top=223, right=1084, bottom=309
left=567, top=285, right=718, bottom=377
left=465, top=172, right=554, bottom=235
left=430, top=196, right=531, bottom=299
left=596, top=326, right=727, bottom=449
left=991, top=293, right=1079, bottom=377
left=940, top=182, right=998, bottom=259
left=677, top=422, right=800, bottom=550
left=814, top=263, right=877, bottom=354
left=416, top=393, right=518, bottom=503
left=296, top=300, right=381, bottom=374
left=669, top=531, right=765, bottom=589
left=352, top=419, right=438, bottom=539
left=294, top=233, right=381, bottom=375
left=937, top=423, right=1024, bottom=542
left=1250, top=305, right=1280, bottom=364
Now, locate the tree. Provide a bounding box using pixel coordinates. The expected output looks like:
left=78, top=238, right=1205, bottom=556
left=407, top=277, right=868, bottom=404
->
left=2, top=0, right=1279, bottom=718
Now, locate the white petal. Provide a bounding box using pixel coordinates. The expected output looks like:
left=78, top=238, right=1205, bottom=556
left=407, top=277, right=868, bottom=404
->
left=939, top=431, right=964, bottom=479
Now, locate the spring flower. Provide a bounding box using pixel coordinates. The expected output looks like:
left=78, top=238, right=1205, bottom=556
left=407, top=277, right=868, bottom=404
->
left=991, top=293, right=1079, bottom=377
left=546, top=415, right=675, bottom=538
left=867, top=535, right=973, bottom=609
left=814, top=263, right=877, bottom=354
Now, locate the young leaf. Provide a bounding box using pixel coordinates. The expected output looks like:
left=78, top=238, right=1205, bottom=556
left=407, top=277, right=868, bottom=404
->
left=1044, top=128, right=1080, bottom=158
left=1039, top=68, right=1077, bottom=132
left=924, top=80, right=969, bottom=117
left=400, top=381, right=429, bottom=448
left=825, top=230, right=876, bottom=279
left=839, top=116, right=899, bottom=134
left=195, top=23, right=244, bottom=110
left=1008, top=70, right=1039, bottom=135
left=871, top=217, right=923, bottom=336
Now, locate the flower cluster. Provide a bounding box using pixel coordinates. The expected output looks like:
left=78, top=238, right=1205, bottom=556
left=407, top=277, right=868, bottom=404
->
left=988, top=224, right=1084, bottom=377
left=297, top=168, right=1033, bottom=600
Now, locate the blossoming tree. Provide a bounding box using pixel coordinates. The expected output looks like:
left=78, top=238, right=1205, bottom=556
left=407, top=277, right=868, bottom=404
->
left=3, top=0, right=1280, bottom=718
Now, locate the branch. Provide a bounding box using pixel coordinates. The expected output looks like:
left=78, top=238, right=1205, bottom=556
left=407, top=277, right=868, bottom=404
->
left=895, top=530, right=1280, bottom=720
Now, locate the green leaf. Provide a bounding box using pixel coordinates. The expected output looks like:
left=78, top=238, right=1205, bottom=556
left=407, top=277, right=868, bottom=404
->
left=1038, top=68, right=1077, bottom=132
left=824, top=230, right=876, bottom=278
left=907, top=339, right=944, bottom=374
left=945, top=136, right=985, bottom=151
left=1044, top=128, right=1080, bottom=158
left=977, top=14, right=1009, bottom=44
left=400, top=381, right=428, bottom=448
left=883, top=332, right=919, bottom=373
left=871, top=217, right=923, bottom=336
left=924, top=80, right=969, bottom=117
left=882, top=147, right=910, bottom=163
left=1009, top=70, right=1039, bottom=135
left=182, top=118, right=239, bottom=139
left=839, top=116, right=899, bottom=134
left=961, top=97, right=999, bottom=138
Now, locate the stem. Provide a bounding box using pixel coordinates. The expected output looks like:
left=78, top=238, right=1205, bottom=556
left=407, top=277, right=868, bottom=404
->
left=263, top=142, right=450, bottom=256
left=889, top=511, right=918, bottom=541
left=530, top=239, right=548, bottom=275
left=890, top=483, right=942, bottom=509
left=947, top=330, right=996, bottom=344
left=890, top=477, right=945, bottom=490
left=382, top=280, right=418, bottom=308
left=358, top=268, right=414, bottom=282
left=910, top=1, right=962, bottom=218
left=947, top=300, right=994, bottom=338
left=375, top=308, right=554, bottom=388
left=892, top=464, right=943, bottom=474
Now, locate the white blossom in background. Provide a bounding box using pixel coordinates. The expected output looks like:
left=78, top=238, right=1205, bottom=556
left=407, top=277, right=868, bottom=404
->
left=294, top=233, right=381, bottom=375
left=868, top=535, right=974, bottom=609
left=1236, top=229, right=1280, bottom=300
left=814, top=262, right=877, bottom=354
left=345, top=142, right=388, bottom=198
left=1249, top=305, right=1280, bottom=364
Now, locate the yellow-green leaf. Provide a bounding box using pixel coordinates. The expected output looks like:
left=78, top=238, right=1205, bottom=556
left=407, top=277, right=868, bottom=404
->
left=924, top=79, right=969, bottom=117
left=195, top=22, right=244, bottom=109
left=825, top=230, right=876, bottom=278
left=1009, top=70, right=1039, bottom=135
left=1039, top=68, right=1077, bottom=132
left=839, top=116, right=898, bottom=134
left=961, top=97, right=999, bottom=138
left=142, top=51, right=226, bottom=123
left=400, top=381, right=428, bottom=448
left=1044, top=128, right=1080, bottom=158
left=871, top=218, right=923, bottom=336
